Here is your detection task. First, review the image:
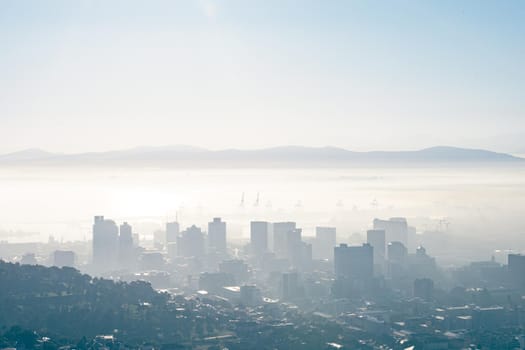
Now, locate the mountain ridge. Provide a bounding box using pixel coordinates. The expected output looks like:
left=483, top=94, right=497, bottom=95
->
left=0, top=145, right=522, bottom=167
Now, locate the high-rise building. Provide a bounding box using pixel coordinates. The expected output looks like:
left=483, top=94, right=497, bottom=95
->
left=333, top=243, right=374, bottom=298
left=334, top=243, right=374, bottom=280
left=373, top=217, right=409, bottom=248
left=250, top=221, right=269, bottom=255
left=273, top=222, right=296, bottom=258
left=177, top=225, right=205, bottom=258
left=282, top=272, right=303, bottom=300
left=118, top=222, right=134, bottom=269
left=286, top=228, right=311, bottom=270
left=166, top=221, right=180, bottom=244
left=388, top=241, right=408, bottom=263
left=92, top=216, right=119, bottom=270
left=508, top=254, right=525, bottom=289
left=208, top=217, right=227, bottom=254
left=314, top=226, right=336, bottom=260
left=387, top=241, right=408, bottom=280
left=367, top=229, right=386, bottom=264
left=53, top=250, right=75, bottom=267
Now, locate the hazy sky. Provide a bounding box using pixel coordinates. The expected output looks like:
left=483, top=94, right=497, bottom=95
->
left=1, top=0, right=524, bottom=153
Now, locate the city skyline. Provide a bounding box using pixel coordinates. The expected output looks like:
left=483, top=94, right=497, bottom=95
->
left=3, top=2, right=525, bottom=348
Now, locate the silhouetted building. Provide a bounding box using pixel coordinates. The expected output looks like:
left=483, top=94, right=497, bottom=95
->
left=208, top=217, right=227, bottom=254
left=367, top=229, right=386, bottom=274
left=334, top=243, right=374, bottom=281
left=387, top=241, right=408, bottom=280
left=166, top=221, right=180, bottom=244
left=119, top=222, right=134, bottom=269
left=333, top=243, right=374, bottom=302
left=53, top=250, right=75, bottom=267
left=409, top=246, right=437, bottom=278
left=250, top=221, right=269, bottom=255
left=177, top=225, right=205, bottom=258
left=286, top=228, right=303, bottom=267
left=388, top=241, right=408, bottom=263
left=314, top=226, right=336, bottom=260
left=374, top=217, right=409, bottom=248
left=153, top=230, right=165, bottom=249
left=273, top=222, right=296, bottom=258
left=282, top=271, right=304, bottom=300
left=508, top=253, right=525, bottom=289
left=92, top=216, right=119, bottom=270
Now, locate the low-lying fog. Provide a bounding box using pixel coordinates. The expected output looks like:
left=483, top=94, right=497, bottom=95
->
left=1, top=165, right=525, bottom=263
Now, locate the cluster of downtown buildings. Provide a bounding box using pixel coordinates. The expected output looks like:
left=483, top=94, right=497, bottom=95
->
left=86, top=215, right=445, bottom=302
left=6, top=214, right=525, bottom=347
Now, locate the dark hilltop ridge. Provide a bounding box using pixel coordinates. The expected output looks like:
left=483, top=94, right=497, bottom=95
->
left=0, top=145, right=522, bottom=168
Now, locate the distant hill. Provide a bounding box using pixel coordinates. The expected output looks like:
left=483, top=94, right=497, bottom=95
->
left=0, top=145, right=522, bottom=167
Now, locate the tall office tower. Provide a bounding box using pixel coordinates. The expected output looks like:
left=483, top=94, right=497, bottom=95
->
left=177, top=225, right=205, bottom=258
left=53, top=250, right=75, bottom=267
left=208, top=217, right=227, bottom=254
left=408, top=226, right=418, bottom=252
left=118, top=222, right=134, bottom=269
left=508, top=254, right=525, bottom=289
left=281, top=272, right=304, bottom=300
left=314, top=226, right=337, bottom=260
left=166, top=221, right=180, bottom=244
left=387, top=241, right=408, bottom=262
left=92, top=216, right=119, bottom=270
left=387, top=241, right=408, bottom=280
left=297, top=241, right=313, bottom=272
left=410, top=246, right=437, bottom=278
left=334, top=243, right=374, bottom=281
left=367, top=229, right=386, bottom=264
left=373, top=217, right=409, bottom=248
left=273, top=222, right=296, bottom=258
left=286, top=228, right=304, bottom=268
left=250, top=221, right=269, bottom=255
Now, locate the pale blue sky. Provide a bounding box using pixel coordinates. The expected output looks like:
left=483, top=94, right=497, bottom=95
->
left=1, top=0, right=524, bottom=153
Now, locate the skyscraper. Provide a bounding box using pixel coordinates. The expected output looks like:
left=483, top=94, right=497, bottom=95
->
left=92, top=216, right=119, bottom=270
left=282, top=272, right=303, bottom=300
left=250, top=221, right=269, bottom=255
left=334, top=243, right=374, bottom=281
left=286, top=228, right=304, bottom=268
left=208, top=217, right=227, bottom=254
left=508, top=254, right=525, bottom=289
left=177, top=225, right=205, bottom=258
left=119, top=222, right=134, bottom=269
left=373, top=217, right=409, bottom=248
left=166, top=221, right=180, bottom=244
left=314, top=226, right=336, bottom=260
left=387, top=241, right=408, bottom=280
left=367, top=229, right=386, bottom=265
left=273, top=222, right=296, bottom=258
left=333, top=243, right=374, bottom=297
